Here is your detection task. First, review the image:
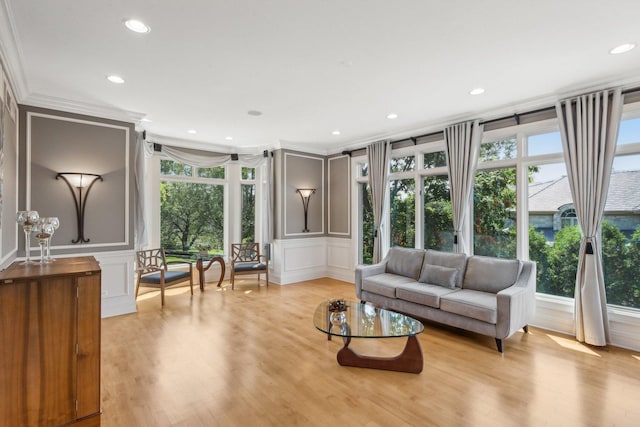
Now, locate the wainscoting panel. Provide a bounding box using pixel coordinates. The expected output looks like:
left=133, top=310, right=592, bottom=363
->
left=326, top=237, right=355, bottom=283
left=93, top=250, right=136, bottom=318
left=272, top=238, right=327, bottom=284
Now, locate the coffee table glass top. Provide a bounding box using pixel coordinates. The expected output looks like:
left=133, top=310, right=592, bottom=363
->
left=313, top=299, right=424, bottom=339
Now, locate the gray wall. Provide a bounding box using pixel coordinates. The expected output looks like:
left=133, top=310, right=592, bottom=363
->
left=0, top=87, right=18, bottom=267
left=273, top=150, right=351, bottom=240
left=327, top=154, right=350, bottom=237
left=18, top=105, right=135, bottom=255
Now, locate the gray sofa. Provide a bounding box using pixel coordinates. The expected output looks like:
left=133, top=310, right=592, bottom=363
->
left=355, top=247, right=536, bottom=352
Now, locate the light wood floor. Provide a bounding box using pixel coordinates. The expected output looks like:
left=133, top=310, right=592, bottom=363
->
left=102, top=278, right=640, bottom=427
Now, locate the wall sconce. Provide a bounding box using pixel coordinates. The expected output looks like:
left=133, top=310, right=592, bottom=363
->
left=296, top=188, right=316, bottom=232
left=56, top=172, right=103, bottom=243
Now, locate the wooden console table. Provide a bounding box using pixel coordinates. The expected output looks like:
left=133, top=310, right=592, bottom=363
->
left=0, top=256, right=102, bottom=426
left=195, top=256, right=225, bottom=290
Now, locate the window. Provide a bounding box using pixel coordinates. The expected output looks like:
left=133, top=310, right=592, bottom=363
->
left=390, top=155, right=415, bottom=173
left=602, top=153, right=640, bottom=309
left=389, top=178, right=415, bottom=248
left=160, top=160, right=225, bottom=261
left=423, top=175, right=453, bottom=251
left=528, top=162, right=576, bottom=298
left=360, top=182, right=374, bottom=264
left=241, top=167, right=256, bottom=242
left=473, top=167, right=517, bottom=258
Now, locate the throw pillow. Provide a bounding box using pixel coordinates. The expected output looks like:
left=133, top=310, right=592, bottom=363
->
left=419, top=264, right=458, bottom=289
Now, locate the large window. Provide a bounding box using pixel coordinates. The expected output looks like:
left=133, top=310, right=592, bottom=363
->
left=241, top=167, right=256, bottom=243
left=473, top=139, right=518, bottom=258
left=602, top=153, right=640, bottom=309
left=390, top=178, right=415, bottom=248
left=160, top=160, right=225, bottom=261
left=423, top=150, right=453, bottom=251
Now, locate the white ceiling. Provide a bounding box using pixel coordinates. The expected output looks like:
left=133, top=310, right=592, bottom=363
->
left=2, top=0, right=640, bottom=154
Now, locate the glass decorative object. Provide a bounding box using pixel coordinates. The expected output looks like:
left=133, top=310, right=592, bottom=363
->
left=16, top=210, right=40, bottom=264
left=34, top=221, right=55, bottom=264
left=40, top=217, right=60, bottom=262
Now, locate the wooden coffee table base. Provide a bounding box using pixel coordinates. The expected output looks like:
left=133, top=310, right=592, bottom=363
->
left=336, top=334, right=423, bottom=374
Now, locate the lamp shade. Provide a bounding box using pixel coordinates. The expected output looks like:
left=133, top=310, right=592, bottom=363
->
left=297, top=188, right=316, bottom=198
left=57, top=172, right=101, bottom=188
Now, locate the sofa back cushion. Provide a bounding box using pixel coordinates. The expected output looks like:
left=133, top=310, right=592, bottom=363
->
left=420, top=250, right=468, bottom=288
left=418, top=265, right=459, bottom=289
left=463, top=256, right=521, bottom=293
left=385, top=247, right=425, bottom=280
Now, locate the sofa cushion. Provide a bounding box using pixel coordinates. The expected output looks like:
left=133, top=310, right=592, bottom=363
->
left=463, top=256, right=521, bottom=293
left=396, top=282, right=459, bottom=308
left=385, top=247, right=425, bottom=280
left=418, top=265, right=459, bottom=289
left=440, top=289, right=498, bottom=324
left=422, top=250, right=467, bottom=288
left=362, top=273, right=415, bottom=298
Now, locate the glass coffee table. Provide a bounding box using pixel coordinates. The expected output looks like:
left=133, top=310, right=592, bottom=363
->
left=313, top=300, right=424, bottom=374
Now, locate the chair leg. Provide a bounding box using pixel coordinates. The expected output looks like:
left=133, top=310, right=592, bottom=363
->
left=495, top=338, right=503, bottom=353
left=231, top=270, right=235, bottom=290
left=161, top=281, right=165, bottom=306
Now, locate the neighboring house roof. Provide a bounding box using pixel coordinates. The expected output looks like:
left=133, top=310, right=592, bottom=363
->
left=528, top=170, right=640, bottom=213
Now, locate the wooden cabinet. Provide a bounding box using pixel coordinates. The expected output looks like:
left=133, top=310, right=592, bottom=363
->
left=0, top=257, right=101, bottom=427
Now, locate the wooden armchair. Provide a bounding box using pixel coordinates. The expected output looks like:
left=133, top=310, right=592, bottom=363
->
left=230, top=243, right=269, bottom=289
left=135, top=248, right=193, bottom=306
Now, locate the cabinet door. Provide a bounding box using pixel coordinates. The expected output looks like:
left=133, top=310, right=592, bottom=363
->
left=36, top=277, right=78, bottom=426
left=0, top=281, right=30, bottom=427
left=76, top=274, right=101, bottom=419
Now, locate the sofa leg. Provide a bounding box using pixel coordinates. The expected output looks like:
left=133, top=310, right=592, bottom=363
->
left=523, top=325, right=529, bottom=333
left=495, top=338, right=503, bottom=353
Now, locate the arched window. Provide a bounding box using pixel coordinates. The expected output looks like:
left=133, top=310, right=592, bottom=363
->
left=560, top=206, right=578, bottom=228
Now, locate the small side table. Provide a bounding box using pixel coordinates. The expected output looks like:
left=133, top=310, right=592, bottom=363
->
left=195, top=256, right=225, bottom=290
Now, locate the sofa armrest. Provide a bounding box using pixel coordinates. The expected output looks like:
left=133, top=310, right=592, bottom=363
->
left=354, top=262, right=387, bottom=299
left=496, top=261, right=536, bottom=339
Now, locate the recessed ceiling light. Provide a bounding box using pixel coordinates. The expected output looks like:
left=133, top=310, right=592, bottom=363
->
left=247, top=110, right=263, bottom=116
left=124, top=19, right=151, bottom=34
left=469, top=87, right=485, bottom=95
left=107, top=75, right=125, bottom=84
left=225, top=136, right=233, bottom=141
left=141, top=118, right=152, bottom=123
left=187, top=129, right=197, bottom=134
left=332, top=130, right=341, bottom=135
left=386, top=113, right=398, bottom=119
left=609, top=43, right=636, bottom=55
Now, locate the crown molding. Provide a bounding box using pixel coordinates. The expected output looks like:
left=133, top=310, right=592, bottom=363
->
left=22, top=92, right=146, bottom=124
left=0, top=0, right=28, bottom=100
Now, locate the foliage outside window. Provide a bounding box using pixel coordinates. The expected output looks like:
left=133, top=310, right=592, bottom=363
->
left=473, top=139, right=518, bottom=258
left=360, top=183, right=374, bottom=264
left=423, top=175, right=453, bottom=251
left=390, top=178, right=415, bottom=248
left=160, top=160, right=224, bottom=262
left=241, top=167, right=256, bottom=242
left=390, top=155, right=415, bottom=173
left=424, top=151, right=447, bottom=169
left=197, top=166, right=225, bottom=179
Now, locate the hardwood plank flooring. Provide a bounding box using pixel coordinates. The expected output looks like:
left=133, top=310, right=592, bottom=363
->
left=102, top=278, right=640, bottom=427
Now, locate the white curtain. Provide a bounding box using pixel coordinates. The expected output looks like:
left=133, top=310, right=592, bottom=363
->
left=444, top=120, right=483, bottom=253
left=556, top=88, right=623, bottom=346
left=133, top=132, right=150, bottom=249
left=367, top=140, right=391, bottom=263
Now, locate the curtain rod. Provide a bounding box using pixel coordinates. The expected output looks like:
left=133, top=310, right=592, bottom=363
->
left=341, top=86, right=640, bottom=156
